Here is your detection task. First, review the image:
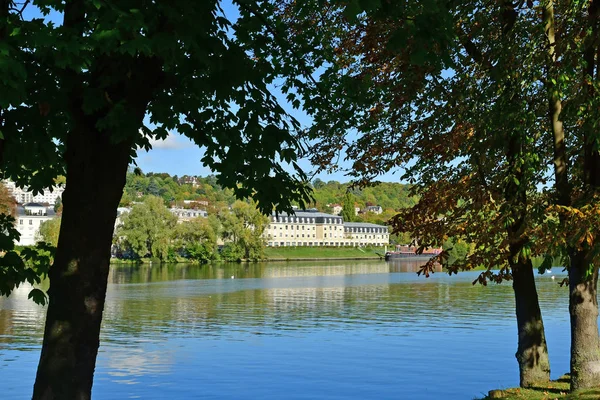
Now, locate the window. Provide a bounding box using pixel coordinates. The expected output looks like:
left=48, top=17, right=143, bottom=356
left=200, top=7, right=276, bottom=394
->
left=29, top=220, right=32, bottom=225
left=19, top=219, right=23, bottom=225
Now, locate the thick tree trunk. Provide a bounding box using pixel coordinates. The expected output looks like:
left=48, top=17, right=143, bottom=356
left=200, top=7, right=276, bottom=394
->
left=32, top=124, right=132, bottom=399
left=568, top=0, right=600, bottom=390
left=568, top=252, right=600, bottom=390
left=511, top=256, right=551, bottom=386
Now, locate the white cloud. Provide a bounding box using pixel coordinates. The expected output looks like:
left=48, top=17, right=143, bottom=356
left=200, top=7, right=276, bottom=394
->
left=147, top=132, right=194, bottom=150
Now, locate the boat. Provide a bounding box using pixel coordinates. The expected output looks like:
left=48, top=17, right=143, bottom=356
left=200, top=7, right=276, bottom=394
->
left=385, top=245, right=442, bottom=261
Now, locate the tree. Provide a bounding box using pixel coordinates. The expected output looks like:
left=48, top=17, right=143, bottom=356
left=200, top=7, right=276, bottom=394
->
left=341, top=193, right=355, bottom=222
left=0, top=182, right=16, bottom=217
left=275, top=0, right=551, bottom=387
left=117, top=196, right=177, bottom=260
left=218, top=201, right=269, bottom=260
left=37, top=218, right=61, bottom=247
left=0, top=2, right=318, bottom=398
left=53, top=196, right=62, bottom=214
left=171, top=216, right=218, bottom=263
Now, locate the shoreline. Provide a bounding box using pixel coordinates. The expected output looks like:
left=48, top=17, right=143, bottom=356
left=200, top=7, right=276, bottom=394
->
left=109, top=255, right=384, bottom=265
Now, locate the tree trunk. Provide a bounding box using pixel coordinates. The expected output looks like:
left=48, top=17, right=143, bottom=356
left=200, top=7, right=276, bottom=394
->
left=32, top=123, right=132, bottom=399
left=511, top=255, right=551, bottom=386
left=568, top=0, right=600, bottom=390
left=568, top=251, right=600, bottom=390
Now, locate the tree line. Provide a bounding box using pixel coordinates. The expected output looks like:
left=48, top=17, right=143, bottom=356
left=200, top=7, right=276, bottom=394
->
left=114, top=196, right=268, bottom=262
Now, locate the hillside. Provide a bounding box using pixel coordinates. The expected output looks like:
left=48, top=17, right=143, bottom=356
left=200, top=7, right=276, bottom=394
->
left=120, top=170, right=418, bottom=221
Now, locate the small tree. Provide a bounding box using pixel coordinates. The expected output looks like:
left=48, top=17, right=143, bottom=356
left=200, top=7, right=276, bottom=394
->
left=219, top=201, right=268, bottom=260
left=341, top=193, right=355, bottom=222
left=117, top=196, right=177, bottom=260
left=37, top=218, right=61, bottom=247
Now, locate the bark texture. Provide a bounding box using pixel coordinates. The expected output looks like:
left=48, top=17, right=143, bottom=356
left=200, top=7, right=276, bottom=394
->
left=511, top=256, right=551, bottom=386
left=569, top=252, right=600, bottom=390
left=31, top=123, right=132, bottom=400
left=567, top=0, right=600, bottom=390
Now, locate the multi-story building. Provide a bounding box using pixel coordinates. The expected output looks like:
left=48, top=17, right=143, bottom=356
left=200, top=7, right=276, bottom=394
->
left=15, top=203, right=57, bottom=246
left=263, top=210, right=389, bottom=247
left=4, top=180, right=64, bottom=205
left=364, top=205, right=383, bottom=215
left=169, top=207, right=208, bottom=221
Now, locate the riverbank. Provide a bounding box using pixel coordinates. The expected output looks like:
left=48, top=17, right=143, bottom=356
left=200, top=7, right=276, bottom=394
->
left=480, top=375, right=600, bottom=399
left=262, top=246, right=385, bottom=261
left=110, top=246, right=387, bottom=264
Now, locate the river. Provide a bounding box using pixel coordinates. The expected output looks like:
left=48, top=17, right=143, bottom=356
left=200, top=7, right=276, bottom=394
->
left=0, top=260, right=571, bottom=399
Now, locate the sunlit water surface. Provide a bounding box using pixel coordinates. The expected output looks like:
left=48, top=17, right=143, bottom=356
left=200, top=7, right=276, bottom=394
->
left=0, top=261, right=571, bottom=399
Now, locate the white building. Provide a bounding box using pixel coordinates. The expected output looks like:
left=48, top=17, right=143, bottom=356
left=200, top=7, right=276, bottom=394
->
left=330, top=204, right=342, bottom=215
left=16, top=203, right=57, bottom=246
left=4, top=180, right=64, bottom=205
left=169, top=207, right=208, bottom=221
left=262, top=210, right=389, bottom=247
left=364, top=205, right=383, bottom=215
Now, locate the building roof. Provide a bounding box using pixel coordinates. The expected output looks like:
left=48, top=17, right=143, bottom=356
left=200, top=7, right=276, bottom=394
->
left=271, top=210, right=341, bottom=219
left=24, top=202, right=46, bottom=208
left=343, top=222, right=387, bottom=228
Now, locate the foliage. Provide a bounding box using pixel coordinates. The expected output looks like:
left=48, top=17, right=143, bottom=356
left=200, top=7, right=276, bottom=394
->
left=171, top=216, right=219, bottom=263
left=0, top=182, right=16, bottom=217
left=117, top=196, right=177, bottom=260
left=341, top=193, right=355, bottom=222
left=218, top=200, right=269, bottom=261
left=53, top=196, right=62, bottom=214
left=37, top=218, right=61, bottom=247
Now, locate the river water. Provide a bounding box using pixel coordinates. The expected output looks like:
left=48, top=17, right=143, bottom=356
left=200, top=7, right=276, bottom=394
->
left=0, top=261, right=571, bottom=399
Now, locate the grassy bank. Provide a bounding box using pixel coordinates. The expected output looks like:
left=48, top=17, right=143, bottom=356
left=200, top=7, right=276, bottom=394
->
left=479, top=375, right=600, bottom=399
left=263, top=246, right=385, bottom=260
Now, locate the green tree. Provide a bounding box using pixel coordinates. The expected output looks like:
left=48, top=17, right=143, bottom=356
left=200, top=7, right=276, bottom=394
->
left=53, top=196, right=62, bottom=214
left=341, top=193, right=355, bottom=222
left=0, top=1, right=320, bottom=397
left=218, top=201, right=269, bottom=260
left=275, top=0, right=552, bottom=388
left=117, top=196, right=177, bottom=260
left=171, top=216, right=218, bottom=263
left=37, top=218, right=62, bottom=247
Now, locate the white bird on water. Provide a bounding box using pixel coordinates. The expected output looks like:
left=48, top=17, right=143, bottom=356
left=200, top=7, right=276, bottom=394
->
left=231, top=276, right=235, bottom=279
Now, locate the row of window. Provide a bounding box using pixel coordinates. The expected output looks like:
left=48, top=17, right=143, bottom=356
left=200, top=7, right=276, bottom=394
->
left=268, top=233, right=388, bottom=240
left=19, top=219, right=33, bottom=225
left=272, top=216, right=343, bottom=224
left=267, top=242, right=386, bottom=247
left=268, top=224, right=387, bottom=234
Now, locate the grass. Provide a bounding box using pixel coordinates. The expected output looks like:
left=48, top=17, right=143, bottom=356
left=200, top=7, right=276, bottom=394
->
left=478, top=376, right=600, bottom=399
left=263, top=246, right=385, bottom=260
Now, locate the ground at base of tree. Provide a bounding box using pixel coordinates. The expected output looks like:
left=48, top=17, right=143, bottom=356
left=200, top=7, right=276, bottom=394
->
left=478, top=375, right=600, bottom=399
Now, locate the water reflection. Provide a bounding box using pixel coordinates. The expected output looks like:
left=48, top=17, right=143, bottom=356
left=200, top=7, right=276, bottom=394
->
left=0, top=261, right=571, bottom=400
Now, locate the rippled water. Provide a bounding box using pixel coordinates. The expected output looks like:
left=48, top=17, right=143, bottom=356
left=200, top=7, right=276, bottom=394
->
left=0, top=261, right=571, bottom=399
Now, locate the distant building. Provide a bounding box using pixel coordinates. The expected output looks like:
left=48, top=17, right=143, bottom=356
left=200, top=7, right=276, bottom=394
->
left=4, top=180, right=64, bottom=205
left=169, top=207, right=208, bottom=221
left=364, top=205, right=383, bottom=215
left=16, top=203, right=57, bottom=246
left=330, top=204, right=342, bottom=215
left=354, top=206, right=360, bottom=216
left=262, top=210, right=388, bottom=247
